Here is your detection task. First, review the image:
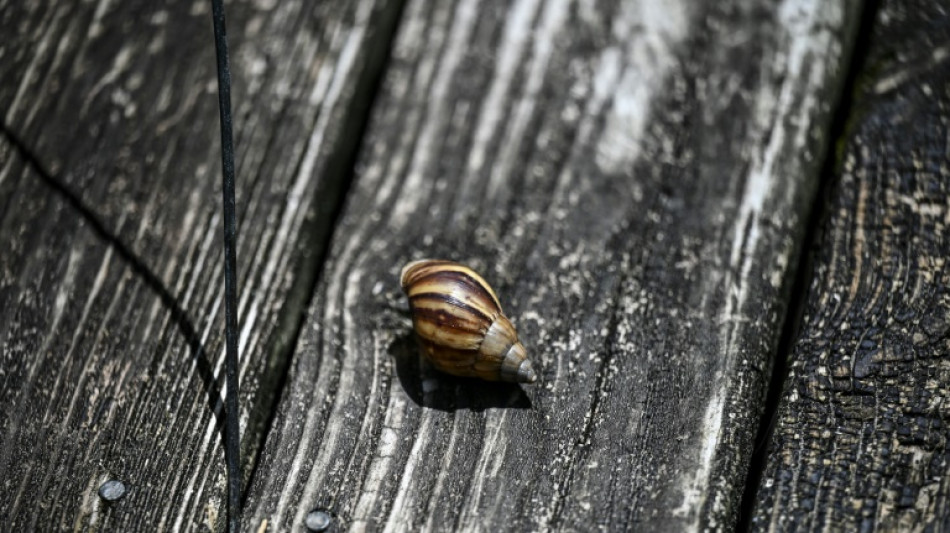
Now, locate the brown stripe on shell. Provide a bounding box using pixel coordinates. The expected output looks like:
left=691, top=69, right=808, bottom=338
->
left=406, top=277, right=500, bottom=321
left=401, top=260, right=502, bottom=311
left=409, top=292, right=493, bottom=327
left=419, top=341, right=479, bottom=367
left=406, top=269, right=502, bottom=318
left=409, top=305, right=487, bottom=351
left=409, top=295, right=490, bottom=334
left=418, top=341, right=504, bottom=381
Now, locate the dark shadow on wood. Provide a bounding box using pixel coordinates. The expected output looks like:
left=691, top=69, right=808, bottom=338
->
left=389, top=331, right=533, bottom=412
left=0, top=124, right=227, bottom=436
left=735, top=0, right=883, bottom=529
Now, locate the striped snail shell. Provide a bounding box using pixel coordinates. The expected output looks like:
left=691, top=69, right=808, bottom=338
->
left=400, top=259, right=537, bottom=384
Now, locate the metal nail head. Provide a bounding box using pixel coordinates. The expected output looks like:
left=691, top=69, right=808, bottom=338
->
left=305, top=509, right=332, bottom=532
left=98, top=479, right=127, bottom=502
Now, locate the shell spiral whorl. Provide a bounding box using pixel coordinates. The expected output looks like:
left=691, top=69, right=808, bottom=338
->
left=400, top=259, right=537, bottom=384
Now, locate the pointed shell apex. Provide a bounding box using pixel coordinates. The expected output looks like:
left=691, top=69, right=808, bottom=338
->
left=517, top=360, right=537, bottom=383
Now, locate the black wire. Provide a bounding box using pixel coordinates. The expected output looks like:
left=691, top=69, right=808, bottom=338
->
left=209, top=1, right=241, bottom=532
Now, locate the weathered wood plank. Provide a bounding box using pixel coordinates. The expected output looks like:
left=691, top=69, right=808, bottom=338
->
left=751, top=1, right=950, bottom=530
left=245, top=1, right=861, bottom=530
left=0, top=0, right=402, bottom=529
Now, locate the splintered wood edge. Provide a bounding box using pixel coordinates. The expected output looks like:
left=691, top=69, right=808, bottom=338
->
left=752, top=1, right=950, bottom=531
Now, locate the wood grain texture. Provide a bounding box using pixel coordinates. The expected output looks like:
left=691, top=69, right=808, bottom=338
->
left=751, top=1, right=950, bottom=531
left=0, top=0, right=402, bottom=529
left=245, top=1, right=861, bottom=531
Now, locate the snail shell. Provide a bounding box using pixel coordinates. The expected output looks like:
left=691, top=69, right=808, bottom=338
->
left=400, top=259, right=537, bottom=384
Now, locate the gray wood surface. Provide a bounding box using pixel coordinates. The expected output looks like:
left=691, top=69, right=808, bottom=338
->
left=243, top=1, right=861, bottom=531
left=0, top=0, right=402, bottom=530
left=751, top=0, right=950, bottom=530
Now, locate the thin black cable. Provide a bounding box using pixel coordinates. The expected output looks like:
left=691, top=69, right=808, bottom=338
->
left=209, top=1, right=241, bottom=532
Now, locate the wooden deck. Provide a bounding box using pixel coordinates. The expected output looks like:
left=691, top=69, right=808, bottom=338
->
left=0, top=0, right=947, bottom=531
